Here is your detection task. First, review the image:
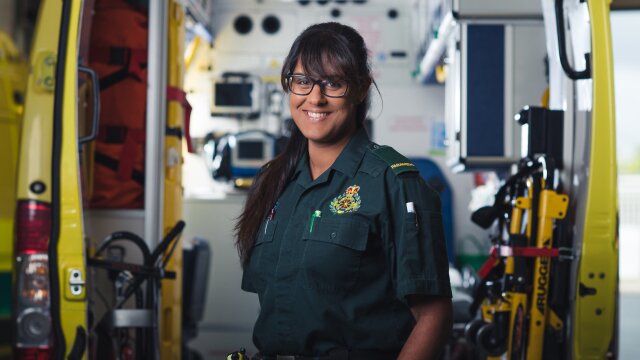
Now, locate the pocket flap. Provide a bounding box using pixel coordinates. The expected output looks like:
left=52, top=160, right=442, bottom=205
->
left=304, top=217, right=369, bottom=251
left=255, top=219, right=277, bottom=245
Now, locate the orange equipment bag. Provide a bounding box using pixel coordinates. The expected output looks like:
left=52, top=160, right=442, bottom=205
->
left=89, top=0, right=148, bottom=208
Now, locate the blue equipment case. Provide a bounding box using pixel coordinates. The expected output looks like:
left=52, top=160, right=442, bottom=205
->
left=409, top=157, right=455, bottom=264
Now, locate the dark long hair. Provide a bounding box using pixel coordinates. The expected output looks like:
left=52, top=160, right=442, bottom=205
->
left=234, top=22, right=374, bottom=266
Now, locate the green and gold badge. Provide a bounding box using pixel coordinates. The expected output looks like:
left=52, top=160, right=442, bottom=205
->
left=329, top=185, right=361, bottom=214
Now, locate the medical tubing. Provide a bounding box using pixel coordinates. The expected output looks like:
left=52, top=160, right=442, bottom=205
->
left=96, top=231, right=152, bottom=266
left=151, top=220, right=186, bottom=262
left=115, top=220, right=186, bottom=309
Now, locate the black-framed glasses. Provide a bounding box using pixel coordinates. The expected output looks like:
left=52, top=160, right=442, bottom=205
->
left=285, top=74, right=349, bottom=98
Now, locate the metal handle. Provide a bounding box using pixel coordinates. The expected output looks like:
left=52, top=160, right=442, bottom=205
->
left=555, top=0, right=591, bottom=80
left=78, top=65, right=101, bottom=144
left=536, top=154, right=557, bottom=190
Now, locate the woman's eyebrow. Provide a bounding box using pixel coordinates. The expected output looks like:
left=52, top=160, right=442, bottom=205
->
left=291, top=72, right=344, bottom=80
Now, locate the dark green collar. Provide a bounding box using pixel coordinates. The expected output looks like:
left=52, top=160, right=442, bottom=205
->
left=294, top=151, right=308, bottom=178
left=293, top=126, right=370, bottom=181
left=330, top=127, right=370, bottom=178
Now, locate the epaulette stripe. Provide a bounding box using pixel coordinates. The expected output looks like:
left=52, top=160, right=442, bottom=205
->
left=369, top=144, right=418, bottom=175
left=390, top=162, right=416, bottom=169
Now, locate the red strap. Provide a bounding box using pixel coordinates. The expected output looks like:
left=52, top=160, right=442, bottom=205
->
left=477, top=245, right=566, bottom=279
left=477, top=246, right=499, bottom=279
left=500, top=246, right=560, bottom=258
left=166, top=86, right=194, bottom=153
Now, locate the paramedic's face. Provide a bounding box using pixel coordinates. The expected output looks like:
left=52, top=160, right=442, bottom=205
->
left=289, top=60, right=360, bottom=147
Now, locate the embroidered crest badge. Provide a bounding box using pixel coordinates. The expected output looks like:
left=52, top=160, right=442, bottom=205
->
left=329, top=185, right=361, bottom=214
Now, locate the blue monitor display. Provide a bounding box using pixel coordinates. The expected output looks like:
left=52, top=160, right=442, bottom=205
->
left=237, top=140, right=264, bottom=160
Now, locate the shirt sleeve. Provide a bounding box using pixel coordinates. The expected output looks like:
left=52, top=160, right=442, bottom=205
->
left=241, top=268, right=257, bottom=293
left=387, top=171, right=452, bottom=302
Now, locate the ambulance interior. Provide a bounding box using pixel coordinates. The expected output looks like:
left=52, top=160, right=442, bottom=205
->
left=180, top=2, right=547, bottom=355
left=182, top=1, right=485, bottom=354
left=1, top=0, right=639, bottom=359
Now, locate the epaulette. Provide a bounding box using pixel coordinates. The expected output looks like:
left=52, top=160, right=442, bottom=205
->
left=368, top=144, right=418, bottom=175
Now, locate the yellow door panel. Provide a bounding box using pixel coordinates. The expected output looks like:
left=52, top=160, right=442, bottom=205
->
left=16, top=3, right=62, bottom=203
left=16, top=0, right=87, bottom=356
left=56, top=0, right=88, bottom=356
left=573, top=0, right=618, bottom=358
left=160, top=1, right=187, bottom=358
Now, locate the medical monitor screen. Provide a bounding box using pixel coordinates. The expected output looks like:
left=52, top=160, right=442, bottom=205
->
left=214, top=83, right=253, bottom=107
left=237, top=140, right=264, bottom=160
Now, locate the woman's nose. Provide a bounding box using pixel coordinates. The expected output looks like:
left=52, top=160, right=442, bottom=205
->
left=306, top=83, right=327, bottom=105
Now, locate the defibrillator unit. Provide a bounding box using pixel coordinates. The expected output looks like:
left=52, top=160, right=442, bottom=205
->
left=209, top=130, right=281, bottom=180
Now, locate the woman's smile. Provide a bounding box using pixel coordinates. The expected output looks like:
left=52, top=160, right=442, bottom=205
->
left=304, top=110, right=331, bottom=122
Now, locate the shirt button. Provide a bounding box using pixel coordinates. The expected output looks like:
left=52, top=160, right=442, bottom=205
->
left=330, top=231, right=337, bottom=239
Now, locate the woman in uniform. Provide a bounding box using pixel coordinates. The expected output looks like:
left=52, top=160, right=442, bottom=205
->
left=235, top=22, right=452, bottom=360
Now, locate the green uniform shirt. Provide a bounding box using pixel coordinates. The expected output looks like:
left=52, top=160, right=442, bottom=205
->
left=242, top=127, right=451, bottom=356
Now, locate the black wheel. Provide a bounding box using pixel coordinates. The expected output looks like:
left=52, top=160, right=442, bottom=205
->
left=476, top=322, right=507, bottom=356
left=464, top=318, right=486, bottom=346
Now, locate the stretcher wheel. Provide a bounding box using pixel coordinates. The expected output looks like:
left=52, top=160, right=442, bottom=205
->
left=464, top=318, right=485, bottom=345
left=476, top=322, right=507, bottom=356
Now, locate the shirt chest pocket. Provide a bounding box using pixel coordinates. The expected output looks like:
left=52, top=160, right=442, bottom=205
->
left=301, top=217, right=369, bottom=293
left=247, top=219, right=278, bottom=290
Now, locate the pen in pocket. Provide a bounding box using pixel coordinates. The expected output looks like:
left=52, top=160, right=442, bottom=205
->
left=406, top=202, right=418, bottom=228
left=309, top=210, right=321, bottom=233
left=265, top=202, right=279, bottom=234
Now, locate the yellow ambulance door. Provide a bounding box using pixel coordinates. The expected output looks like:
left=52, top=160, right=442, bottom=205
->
left=160, top=0, right=188, bottom=357
left=56, top=0, right=94, bottom=356
left=572, top=1, right=619, bottom=358
left=13, top=0, right=89, bottom=357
